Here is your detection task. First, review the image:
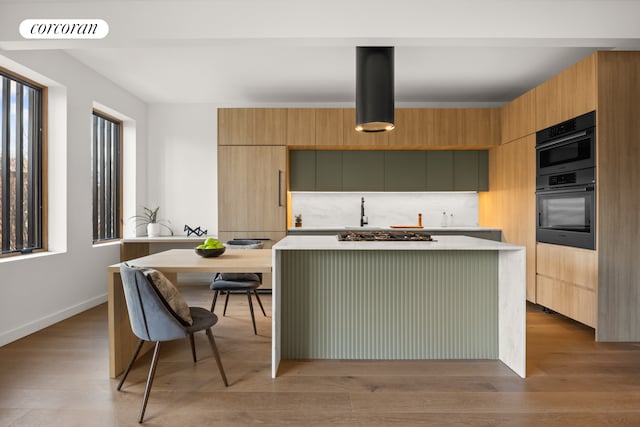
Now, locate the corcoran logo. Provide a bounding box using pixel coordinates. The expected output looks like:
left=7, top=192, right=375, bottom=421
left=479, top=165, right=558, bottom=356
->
left=19, top=19, right=109, bottom=39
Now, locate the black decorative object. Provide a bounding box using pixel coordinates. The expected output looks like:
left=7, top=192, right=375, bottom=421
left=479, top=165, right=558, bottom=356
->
left=356, top=46, right=395, bottom=133
left=184, top=224, right=207, bottom=237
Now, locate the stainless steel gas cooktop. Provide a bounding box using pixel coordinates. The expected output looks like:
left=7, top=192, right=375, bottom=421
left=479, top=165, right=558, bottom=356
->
left=337, top=230, right=434, bottom=241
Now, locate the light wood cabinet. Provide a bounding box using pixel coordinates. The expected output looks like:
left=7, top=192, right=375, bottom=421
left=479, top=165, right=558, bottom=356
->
left=501, top=89, right=536, bottom=144
left=479, top=135, right=536, bottom=301
left=388, top=109, right=434, bottom=146
left=316, top=109, right=344, bottom=146
left=388, top=108, right=499, bottom=148
left=218, top=146, right=286, bottom=232
left=595, top=51, right=640, bottom=341
left=287, top=109, right=315, bottom=146
left=536, top=275, right=597, bottom=328
left=535, top=54, right=596, bottom=130
left=342, top=109, right=389, bottom=147
left=431, top=108, right=500, bottom=148
left=536, top=242, right=598, bottom=327
left=218, top=108, right=287, bottom=145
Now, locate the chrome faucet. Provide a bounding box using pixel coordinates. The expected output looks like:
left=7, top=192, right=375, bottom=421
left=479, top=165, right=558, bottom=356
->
left=360, top=197, right=368, bottom=227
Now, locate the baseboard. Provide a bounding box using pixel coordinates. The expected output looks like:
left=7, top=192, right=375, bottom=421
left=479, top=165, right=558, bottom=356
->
left=0, top=293, right=107, bottom=347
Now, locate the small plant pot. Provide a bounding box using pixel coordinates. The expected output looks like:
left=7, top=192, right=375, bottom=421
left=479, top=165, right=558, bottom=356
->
left=147, top=223, right=161, bottom=237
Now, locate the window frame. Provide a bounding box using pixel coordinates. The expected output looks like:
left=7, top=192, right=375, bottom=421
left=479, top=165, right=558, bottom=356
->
left=92, top=109, right=123, bottom=244
left=0, top=66, right=47, bottom=259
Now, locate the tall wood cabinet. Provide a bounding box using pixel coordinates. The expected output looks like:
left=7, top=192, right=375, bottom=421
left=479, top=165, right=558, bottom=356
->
left=218, top=145, right=286, bottom=234
left=480, top=135, right=537, bottom=301
left=596, top=51, right=640, bottom=341
left=218, top=108, right=288, bottom=253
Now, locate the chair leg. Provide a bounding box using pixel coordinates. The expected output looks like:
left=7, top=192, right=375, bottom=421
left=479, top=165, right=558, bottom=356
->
left=210, top=290, right=219, bottom=312
left=188, top=333, right=197, bottom=363
left=223, top=291, right=230, bottom=316
left=205, top=328, right=229, bottom=387
left=117, top=339, right=145, bottom=391
left=253, top=290, right=267, bottom=316
left=247, top=291, right=257, bottom=335
left=139, top=341, right=161, bottom=423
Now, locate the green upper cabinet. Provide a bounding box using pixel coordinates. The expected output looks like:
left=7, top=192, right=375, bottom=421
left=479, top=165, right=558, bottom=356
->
left=289, top=150, right=316, bottom=191
left=384, top=151, right=427, bottom=191
left=477, top=150, right=488, bottom=191
left=426, top=151, right=454, bottom=191
left=316, top=150, right=343, bottom=191
left=453, top=151, right=479, bottom=191
left=342, top=151, right=385, bottom=191
left=453, top=151, right=489, bottom=191
left=289, top=149, right=488, bottom=192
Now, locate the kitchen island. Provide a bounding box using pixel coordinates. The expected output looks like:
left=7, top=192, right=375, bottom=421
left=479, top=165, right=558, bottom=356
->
left=271, top=235, right=526, bottom=378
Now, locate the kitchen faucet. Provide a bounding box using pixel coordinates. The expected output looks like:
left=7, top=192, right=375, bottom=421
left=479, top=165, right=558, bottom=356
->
left=360, top=197, right=368, bottom=227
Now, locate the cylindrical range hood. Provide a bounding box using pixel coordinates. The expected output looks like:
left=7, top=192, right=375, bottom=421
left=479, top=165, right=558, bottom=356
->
left=355, top=46, right=395, bottom=132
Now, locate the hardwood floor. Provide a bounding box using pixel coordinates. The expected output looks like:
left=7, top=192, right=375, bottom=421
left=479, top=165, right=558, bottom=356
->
left=2, top=282, right=640, bottom=426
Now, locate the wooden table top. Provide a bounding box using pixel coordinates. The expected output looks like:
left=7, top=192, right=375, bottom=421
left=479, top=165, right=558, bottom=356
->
left=108, top=248, right=272, bottom=273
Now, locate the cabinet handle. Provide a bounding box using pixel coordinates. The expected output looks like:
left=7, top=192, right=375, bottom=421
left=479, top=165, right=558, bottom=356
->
left=277, top=170, right=283, bottom=207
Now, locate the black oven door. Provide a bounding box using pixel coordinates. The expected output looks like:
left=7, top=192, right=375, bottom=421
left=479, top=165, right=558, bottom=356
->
left=536, top=129, right=595, bottom=176
left=536, top=185, right=595, bottom=250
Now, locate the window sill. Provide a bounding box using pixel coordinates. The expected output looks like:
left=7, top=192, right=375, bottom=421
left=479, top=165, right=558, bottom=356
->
left=92, top=239, right=121, bottom=248
left=0, top=250, right=65, bottom=264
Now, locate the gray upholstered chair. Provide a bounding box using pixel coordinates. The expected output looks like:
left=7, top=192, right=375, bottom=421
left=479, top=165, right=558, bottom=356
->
left=210, top=272, right=267, bottom=335
left=118, top=264, right=228, bottom=423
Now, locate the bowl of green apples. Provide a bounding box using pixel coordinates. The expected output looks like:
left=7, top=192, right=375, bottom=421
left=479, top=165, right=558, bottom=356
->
left=195, top=237, right=226, bottom=258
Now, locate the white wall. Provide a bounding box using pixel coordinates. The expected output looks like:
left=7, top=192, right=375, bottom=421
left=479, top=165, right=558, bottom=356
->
left=0, top=51, right=147, bottom=346
left=146, top=104, right=218, bottom=237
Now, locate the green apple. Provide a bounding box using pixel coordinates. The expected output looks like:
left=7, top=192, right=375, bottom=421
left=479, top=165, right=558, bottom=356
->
left=196, top=244, right=206, bottom=249
left=204, top=237, right=216, bottom=246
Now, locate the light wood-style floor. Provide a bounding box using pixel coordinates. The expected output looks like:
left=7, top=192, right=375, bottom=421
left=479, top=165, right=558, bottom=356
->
left=2, top=282, right=640, bottom=426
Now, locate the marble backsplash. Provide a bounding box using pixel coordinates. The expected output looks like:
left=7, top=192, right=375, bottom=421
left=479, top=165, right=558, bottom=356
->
left=290, top=192, right=479, bottom=228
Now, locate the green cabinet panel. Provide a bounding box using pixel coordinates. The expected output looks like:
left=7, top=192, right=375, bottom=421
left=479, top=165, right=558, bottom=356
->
left=384, top=151, right=427, bottom=191
left=316, top=150, right=343, bottom=191
left=289, top=150, right=316, bottom=191
left=454, top=151, right=479, bottom=191
left=342, top=151, right=385, bottom=191
left=426, top=151, right=454, bottom=191
left=290, top=149, right=488, bottom=192
left=477, top=150, right=488, bottom=191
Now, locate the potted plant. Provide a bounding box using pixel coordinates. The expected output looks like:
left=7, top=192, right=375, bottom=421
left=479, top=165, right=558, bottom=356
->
left=130, top=206, right=173, bottom=237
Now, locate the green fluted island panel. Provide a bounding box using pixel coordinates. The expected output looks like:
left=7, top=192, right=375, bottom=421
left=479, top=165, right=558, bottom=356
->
left=280, top=250, right=498, bottom=359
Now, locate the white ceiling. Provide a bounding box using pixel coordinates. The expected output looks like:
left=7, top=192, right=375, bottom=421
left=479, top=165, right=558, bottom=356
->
left=2, top=0, right=640, bottom=105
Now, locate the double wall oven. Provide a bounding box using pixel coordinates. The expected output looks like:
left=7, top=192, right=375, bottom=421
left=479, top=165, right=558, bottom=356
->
left=536, top=111, right=596, bottom=250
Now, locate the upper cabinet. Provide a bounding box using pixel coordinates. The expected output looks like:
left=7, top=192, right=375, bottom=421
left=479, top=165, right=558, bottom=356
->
left=287, top=108, right=315, bottom=146
left=218, top=108, right=287, bottom=145
left=316, top=109, right=344, bottom=146
left=501, top=89, right=536, bottom=144
left=225, top=107, right=501, bottom=148
left=387, top=109, right=434, bottom=146
left=389, top=108, right=499, bottom=148
left=535, top=53, right=597, bottom=130
left=289, top=150, right=488, bottom=192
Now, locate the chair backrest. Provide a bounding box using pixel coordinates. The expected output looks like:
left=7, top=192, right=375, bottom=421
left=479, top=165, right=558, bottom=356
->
left=119, top=264, right=189, bottom=342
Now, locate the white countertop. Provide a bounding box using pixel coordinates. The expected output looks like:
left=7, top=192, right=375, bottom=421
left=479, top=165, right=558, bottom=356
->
left=273, top=235, right=522, bottom=251
left=288, top=226, right=501, bottom=232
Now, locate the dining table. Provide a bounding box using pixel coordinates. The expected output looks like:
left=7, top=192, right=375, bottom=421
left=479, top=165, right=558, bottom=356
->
left=107, top=248, right=272, bottom=378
